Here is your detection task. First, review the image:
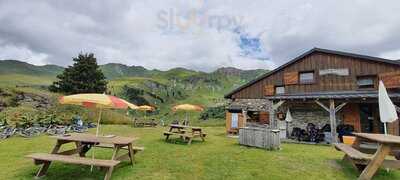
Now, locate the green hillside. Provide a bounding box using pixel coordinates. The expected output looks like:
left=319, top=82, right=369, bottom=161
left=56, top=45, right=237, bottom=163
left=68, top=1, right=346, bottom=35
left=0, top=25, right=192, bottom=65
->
left=0, top=60, right=64, bottom=76
left=0, top=60, right=268, bottom=124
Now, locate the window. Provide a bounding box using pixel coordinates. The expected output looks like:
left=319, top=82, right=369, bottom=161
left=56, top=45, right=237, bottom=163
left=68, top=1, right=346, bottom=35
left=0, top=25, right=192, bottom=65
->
left=357, top=76, right=375, bottom=89
left=299, top=71, right=315, bottom=84
left=275, top=86, right=285, bottom=94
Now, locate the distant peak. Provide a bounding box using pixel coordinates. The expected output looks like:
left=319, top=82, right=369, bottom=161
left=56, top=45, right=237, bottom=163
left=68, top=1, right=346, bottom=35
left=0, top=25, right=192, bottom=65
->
left=214, top=67, right=243, bottom=75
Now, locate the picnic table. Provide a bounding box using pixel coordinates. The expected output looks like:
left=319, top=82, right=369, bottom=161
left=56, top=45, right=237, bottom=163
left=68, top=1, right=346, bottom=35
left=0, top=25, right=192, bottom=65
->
left=335, top=133, right=400, bottom=180
left=26, top=133, right=143, bottom=180
left=163, top=124, right=207, bottom=145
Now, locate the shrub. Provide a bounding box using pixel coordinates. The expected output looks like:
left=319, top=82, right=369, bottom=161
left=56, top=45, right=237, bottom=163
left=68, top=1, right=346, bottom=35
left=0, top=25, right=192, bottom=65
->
left=199, top=106, right=225, bottom=120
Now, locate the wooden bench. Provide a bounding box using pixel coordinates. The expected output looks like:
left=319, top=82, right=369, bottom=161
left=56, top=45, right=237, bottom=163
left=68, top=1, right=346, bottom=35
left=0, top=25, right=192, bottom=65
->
left=163, top=131, right=201, bottom=144
left=335, top=143, right=372, bottom=160
left=27, top=153, right=119, bottom=180
left=335, top=143, right=373, bottom=172
left=95, top=143, right=144, bottom=155
left=164, top=131, right=192, bottom=137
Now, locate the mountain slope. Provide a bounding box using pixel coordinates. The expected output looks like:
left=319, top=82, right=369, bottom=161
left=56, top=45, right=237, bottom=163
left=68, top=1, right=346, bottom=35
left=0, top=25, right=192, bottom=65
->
left=0, top=60, right=269, bottom=107
left=100, top=63, right=153, bottom=79
left=0, top=60, right=64, bottom=76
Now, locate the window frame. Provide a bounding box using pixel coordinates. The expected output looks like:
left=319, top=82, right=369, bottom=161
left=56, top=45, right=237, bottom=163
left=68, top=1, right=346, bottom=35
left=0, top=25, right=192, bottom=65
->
left=356, top=75, right=376, bottom=90
left=275, top=86, right=285, bottom=95
left=299, top=71, right=315, bottom=84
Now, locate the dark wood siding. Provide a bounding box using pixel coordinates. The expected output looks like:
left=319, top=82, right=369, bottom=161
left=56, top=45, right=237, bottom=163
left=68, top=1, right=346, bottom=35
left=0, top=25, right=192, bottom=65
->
left=231, top=52, right=400, bottom=99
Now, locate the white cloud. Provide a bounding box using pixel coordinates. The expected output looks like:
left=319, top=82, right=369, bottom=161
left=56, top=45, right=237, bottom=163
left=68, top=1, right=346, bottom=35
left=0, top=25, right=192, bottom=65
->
left=0, top=0, right=400, bottom=71
left=0, top=44, right=48, bottom=65
left=380, top=49, right=400, bottom=60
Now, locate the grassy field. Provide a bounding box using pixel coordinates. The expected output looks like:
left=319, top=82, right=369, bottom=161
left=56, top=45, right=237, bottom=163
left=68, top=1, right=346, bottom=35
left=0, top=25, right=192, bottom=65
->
left=0, top=125, right=399, bottom=180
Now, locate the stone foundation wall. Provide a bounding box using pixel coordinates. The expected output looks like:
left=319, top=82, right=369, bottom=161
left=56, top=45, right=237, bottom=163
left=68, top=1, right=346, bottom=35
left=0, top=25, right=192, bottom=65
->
left=282, top=103, right=344, bottom=132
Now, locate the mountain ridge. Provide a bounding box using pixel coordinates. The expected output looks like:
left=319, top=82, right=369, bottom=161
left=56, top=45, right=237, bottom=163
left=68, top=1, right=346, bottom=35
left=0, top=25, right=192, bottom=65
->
left=0, top=59, right=268, bottom=81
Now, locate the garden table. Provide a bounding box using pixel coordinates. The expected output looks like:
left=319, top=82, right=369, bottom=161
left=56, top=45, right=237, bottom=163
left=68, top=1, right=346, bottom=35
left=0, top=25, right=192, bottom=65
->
left=164, top=124, right=207, bottom=145
left=352, top=133, right=400, bottom=180
left=32, top=133, right=137, bottom=179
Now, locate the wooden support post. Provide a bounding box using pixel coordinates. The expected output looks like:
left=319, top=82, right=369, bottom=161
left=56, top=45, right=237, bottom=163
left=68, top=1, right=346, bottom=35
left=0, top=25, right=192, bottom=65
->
left=269, top=106, right=275, bottom=128
left=269, top=100, right=285, bottom=129
left=329, top=99, right=338, bottom=144
left=315, top=99, right=346, bottom=144
left=242, top=110, right=247, bottom=127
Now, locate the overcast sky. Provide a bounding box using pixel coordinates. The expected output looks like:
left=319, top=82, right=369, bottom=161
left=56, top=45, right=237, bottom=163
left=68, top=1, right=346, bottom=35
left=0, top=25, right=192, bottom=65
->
left=1, top=0, right=400, bottom=72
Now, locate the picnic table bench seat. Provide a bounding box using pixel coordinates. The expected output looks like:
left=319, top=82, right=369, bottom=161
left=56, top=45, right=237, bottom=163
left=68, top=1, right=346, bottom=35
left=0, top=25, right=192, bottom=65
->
left=27, top=153, right=119, bottom=180
left=335, top=143, right=372, bottom=160
left=95, top=143, right=144, bottom=154
left=163, top=131, right=193, bottom=137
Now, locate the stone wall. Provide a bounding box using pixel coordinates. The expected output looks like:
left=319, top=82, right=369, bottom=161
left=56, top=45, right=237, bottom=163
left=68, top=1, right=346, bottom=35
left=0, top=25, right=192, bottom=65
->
left=281, top=103, right=344, bottom=132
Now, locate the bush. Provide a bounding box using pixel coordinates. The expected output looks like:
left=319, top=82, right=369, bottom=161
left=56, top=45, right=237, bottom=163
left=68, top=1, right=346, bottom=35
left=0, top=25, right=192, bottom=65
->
left=199, top=106, right=225, bottom=120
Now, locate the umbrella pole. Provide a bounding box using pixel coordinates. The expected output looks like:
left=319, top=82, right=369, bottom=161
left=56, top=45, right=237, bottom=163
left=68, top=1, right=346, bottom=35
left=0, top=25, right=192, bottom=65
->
left=186, top=112, right=188, bottom=125
left=384, top=122, right=388, bottom=135
left=92, top=108, right=102, bottom=172
left=96, top=108, right=103, bottom=136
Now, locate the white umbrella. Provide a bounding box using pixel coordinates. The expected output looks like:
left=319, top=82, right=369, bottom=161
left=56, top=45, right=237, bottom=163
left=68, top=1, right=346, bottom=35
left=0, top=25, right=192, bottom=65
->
left=285, top=109, right=293, bottom=123
left=378, top=81, right=398, bottom=135
left=285, top=109, right=293, bottom=138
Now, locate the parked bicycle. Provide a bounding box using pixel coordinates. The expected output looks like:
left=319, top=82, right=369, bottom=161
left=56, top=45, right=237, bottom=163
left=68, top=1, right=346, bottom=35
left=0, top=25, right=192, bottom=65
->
left=0, top=126, right=16, bottom=139
left=16, top=127, right=41, bottom=138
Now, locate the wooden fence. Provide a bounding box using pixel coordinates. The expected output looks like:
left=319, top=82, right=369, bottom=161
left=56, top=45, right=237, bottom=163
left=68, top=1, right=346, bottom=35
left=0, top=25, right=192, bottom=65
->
left=239, top=127, right=280, bottom=150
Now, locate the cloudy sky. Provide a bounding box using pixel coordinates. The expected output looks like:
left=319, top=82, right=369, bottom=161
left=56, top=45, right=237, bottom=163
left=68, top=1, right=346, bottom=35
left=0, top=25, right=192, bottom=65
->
left=1, top=0, right=400, bottom=72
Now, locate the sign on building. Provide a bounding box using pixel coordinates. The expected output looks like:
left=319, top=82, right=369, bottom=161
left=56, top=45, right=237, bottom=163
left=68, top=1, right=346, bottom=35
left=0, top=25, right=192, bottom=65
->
left=319, top=68, right=349, bottom=76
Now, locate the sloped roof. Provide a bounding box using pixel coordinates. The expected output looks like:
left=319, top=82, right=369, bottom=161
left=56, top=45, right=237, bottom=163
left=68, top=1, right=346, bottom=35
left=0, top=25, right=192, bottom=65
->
left=265, top=91, right=400, bottom=100
left=224, top=48, right=400, bottom=99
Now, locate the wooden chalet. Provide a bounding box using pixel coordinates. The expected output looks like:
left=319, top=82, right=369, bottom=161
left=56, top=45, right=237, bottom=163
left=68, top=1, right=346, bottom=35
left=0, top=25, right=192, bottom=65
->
left=224, top=48, right=400, bottom=143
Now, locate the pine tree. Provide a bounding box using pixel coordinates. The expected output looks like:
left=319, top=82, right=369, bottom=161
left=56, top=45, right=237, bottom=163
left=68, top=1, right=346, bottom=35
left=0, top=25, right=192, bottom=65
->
left=49, top=53, right=107, bottom=94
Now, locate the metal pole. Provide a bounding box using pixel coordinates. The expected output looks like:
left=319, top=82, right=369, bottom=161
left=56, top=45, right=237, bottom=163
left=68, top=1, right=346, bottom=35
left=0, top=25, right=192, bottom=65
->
left=95, top=108, right=102, bottom=136
left=384, top=122, right=388, bottom=135
left=92, top=108, right=102, bottom=171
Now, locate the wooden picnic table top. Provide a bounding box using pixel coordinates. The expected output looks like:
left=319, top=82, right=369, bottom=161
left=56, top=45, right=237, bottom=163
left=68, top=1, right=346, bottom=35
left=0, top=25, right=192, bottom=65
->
left=353, top=133, right=400, bottom=145
left=52, top=133, right=137, bottom=145
left=169, top=124, right=202, bottom=130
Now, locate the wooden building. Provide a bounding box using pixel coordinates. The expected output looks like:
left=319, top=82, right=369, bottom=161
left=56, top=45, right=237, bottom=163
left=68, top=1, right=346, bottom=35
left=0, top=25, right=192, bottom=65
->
left=225, top=48, right=400, bottom=142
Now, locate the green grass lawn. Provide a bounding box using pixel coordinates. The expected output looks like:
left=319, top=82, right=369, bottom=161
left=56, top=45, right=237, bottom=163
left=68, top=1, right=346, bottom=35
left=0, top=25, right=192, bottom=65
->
left=0, top=125, right=399, bottom=180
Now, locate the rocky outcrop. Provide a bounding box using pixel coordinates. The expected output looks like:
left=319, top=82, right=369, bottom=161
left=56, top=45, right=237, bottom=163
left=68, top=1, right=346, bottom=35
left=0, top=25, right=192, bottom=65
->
left=0, top=100, right=6, bottom=112
left=14, top=92, right=53, bottom=109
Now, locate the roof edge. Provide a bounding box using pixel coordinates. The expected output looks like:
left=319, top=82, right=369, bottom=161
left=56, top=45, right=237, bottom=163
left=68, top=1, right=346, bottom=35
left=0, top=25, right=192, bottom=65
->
left=224, top=47, right=399, bottom=99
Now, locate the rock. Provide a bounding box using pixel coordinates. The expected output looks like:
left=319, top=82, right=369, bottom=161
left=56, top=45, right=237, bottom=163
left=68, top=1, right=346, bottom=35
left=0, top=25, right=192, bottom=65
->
left=13, top=92, right=53, bottom=109
left=0, top=100, right=6, bottom=112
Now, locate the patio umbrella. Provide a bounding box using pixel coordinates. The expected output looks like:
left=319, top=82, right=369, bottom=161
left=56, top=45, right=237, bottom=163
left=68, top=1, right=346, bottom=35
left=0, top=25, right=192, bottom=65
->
left=137, top=105, right=155, bottom=120
left=378, top=81, right=398, bottom=135
left=172, top=104, right=204, bottom=123
left=59, top=93, right=138, bottom=171
left=285, top=109, right=293, bottom=138
left=59, top=93, right=139, bottom=136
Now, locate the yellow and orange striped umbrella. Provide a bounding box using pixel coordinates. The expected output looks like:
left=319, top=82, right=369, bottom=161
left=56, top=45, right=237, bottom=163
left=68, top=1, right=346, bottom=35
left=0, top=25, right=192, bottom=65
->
left=172, top=104, right=204, bottom=123
left=59, top=93, right=139, bottom=110
left=59, top=93, right=139, bottom=170
left=172, top=104, right=204, bottom=112
left=137, top=105, right=155, bottom=111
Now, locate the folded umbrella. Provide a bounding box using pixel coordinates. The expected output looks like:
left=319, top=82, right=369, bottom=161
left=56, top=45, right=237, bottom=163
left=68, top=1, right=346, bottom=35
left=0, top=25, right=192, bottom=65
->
left=378, top=81, right=398, bottom=135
